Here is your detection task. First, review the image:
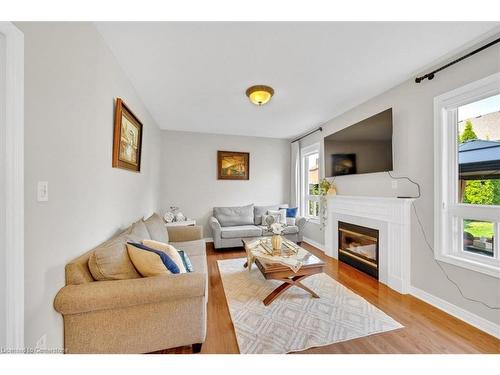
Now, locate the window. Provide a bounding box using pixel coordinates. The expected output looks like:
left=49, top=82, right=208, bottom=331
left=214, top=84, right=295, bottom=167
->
left=302, top=144, right=320, bottom=222
left=434, top=72, right=500, bottom=277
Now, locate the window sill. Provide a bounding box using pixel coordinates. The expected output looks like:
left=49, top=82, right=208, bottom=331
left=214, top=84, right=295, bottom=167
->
left=306, top=218, right=321, bottom=226
left=435, top=252, right=500, bottom=279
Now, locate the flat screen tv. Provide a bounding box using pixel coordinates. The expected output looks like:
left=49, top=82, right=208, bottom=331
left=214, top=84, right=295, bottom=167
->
left=324, top=108, right=393, bottom=177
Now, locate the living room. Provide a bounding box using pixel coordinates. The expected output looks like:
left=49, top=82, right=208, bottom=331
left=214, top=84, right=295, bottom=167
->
left=1, top=1, right=499, bottom=372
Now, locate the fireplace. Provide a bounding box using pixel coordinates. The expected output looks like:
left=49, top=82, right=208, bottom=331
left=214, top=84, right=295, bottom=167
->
left=338, top=221, right=379, bottom=279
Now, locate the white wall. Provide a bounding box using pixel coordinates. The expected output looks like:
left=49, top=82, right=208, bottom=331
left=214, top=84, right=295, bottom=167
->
left=0, top=32, right=6, bottom=349
left=301, top=38, right=500, bottom=325
left=160, top=130, right=290, bottom=237
left=18, top=22, right=162, bottom=350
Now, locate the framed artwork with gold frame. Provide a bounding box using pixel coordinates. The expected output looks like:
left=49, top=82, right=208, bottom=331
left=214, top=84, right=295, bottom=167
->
left=112, top=98, right=143, bottom=172
left=217, top=151, right=250, bottom=180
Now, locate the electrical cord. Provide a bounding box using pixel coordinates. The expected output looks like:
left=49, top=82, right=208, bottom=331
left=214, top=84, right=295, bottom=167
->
left=387, top=171, right=421, bottom=198
left=386, top=172, right=500, bottom=310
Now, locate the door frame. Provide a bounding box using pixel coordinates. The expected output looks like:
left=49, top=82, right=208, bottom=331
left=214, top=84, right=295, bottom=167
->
left=0, top=21, right=24, bottom=350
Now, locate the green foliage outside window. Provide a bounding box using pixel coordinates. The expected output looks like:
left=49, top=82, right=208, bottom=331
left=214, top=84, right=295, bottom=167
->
left=462, top=180, right=498, bottom=205
left=459, top=122, right=500, bottom=207
left=460, top=120, right=478, bottom=143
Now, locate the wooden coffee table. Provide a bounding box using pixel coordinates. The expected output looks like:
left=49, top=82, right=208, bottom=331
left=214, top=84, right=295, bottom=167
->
left=242, top=238, right=325, bottom=306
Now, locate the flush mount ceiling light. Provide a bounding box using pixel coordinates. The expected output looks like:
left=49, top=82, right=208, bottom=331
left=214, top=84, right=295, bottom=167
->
left=246, top=85, right=274, bottom=106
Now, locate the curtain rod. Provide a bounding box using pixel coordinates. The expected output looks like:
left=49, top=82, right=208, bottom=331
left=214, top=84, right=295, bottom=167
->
left=291, top=126, right=323, bottom=143
left=415, top=36, right=500, bottom=83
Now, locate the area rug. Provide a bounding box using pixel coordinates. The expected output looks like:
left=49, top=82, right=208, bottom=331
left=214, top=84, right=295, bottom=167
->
left=217, top=258, right=403, bottom=354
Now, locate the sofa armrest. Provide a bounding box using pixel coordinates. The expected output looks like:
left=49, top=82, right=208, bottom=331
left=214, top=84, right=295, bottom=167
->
left=209, top=217, right=222, bottom=234
left=167, top=225, right=203, bottom=242
left=296, top=216, right=307, bottom=230
left=209, top=217, right=222, bottom=248
left=54, top=272, right=206, bottom=315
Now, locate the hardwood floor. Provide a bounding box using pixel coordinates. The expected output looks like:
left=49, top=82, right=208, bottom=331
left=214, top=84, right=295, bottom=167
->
left=156, top=242, right=500, bottom=354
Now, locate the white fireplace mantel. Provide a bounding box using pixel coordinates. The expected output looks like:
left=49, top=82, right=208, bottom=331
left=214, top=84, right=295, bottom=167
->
left=325, top=195, right=414, bottom=294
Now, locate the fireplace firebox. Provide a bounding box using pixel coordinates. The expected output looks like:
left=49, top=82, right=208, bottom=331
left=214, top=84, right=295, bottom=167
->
left=338, top=221, right=379, bottom=279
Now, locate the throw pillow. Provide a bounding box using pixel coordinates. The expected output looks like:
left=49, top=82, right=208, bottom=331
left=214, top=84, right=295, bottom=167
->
left=178, top=250, right=193, bottom=272
left=268, top=209, right=286, bottom=224
left=143, top=213, right=169, bottom=243
left=262, top=213, right=279, bottom=226
left=286, top=217, right=296, bottom=226
left=127, top=220, right=152, bottom=242
left=88, top=231, right=141, bottom=281
left=285, top=207, right=298, bottom=218
left=127, top=243, right=170, bottom=277
left=127, top=242, right=180, bottom=274
left=142, top=239, right=187, bottom=273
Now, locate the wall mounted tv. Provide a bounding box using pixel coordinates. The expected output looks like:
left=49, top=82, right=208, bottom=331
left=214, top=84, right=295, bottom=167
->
left=324, top=108, right=393, bottom=177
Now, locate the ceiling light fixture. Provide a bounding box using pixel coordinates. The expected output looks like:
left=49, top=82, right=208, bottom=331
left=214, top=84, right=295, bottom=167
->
left=246, top=85, right=274, bottom=106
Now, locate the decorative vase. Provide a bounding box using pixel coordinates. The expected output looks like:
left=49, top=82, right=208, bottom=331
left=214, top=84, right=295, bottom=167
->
left=271, top=234, right=282, bottom=255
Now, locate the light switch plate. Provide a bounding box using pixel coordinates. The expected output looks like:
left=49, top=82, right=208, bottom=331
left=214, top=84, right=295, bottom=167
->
left=391, top=180, right=398, bottom=189
left=37, top=181, right=48, bottom=202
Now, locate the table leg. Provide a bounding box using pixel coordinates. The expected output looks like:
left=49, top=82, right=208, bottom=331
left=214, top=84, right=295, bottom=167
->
left=243, top=254, right=254, bottom=271
left=263, top=281, right=295, bottom=306
left=263, top=275, right=320, bottom=306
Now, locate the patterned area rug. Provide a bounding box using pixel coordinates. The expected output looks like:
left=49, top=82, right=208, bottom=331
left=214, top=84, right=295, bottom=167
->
left=217, top=258, right=403, bottom=354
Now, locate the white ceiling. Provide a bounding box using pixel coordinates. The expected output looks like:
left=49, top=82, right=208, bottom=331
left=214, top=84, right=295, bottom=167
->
left=95, top=22, right=499, bottom=139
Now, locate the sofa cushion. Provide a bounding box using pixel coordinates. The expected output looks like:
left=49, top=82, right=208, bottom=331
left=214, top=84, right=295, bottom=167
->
left=220, top=225, right=262, bottom=239
left=260, top=225, right=299, bottom=235
left=254, top=204, right=289, bottom=224
left=88, top=232, right=141, bottom=281
left=172, top=239, right=206, bottom=257
left=127, top=220, right=151, bottom=242
left=213, top=204, right=254, bottom=227
left=142, top=239, right=187, bottom=273
left=143, top=213, right=169, bottom=243
left=189, top=254, right=207, bottom=275
left=282, top=225, right=299, bottom=235
left=65, top=249, right=95, bottom=285
left=126, top=243, right=171, bottom=277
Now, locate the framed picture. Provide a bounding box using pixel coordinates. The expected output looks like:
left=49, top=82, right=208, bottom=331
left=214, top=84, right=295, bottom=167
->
left=332, top=153, right=357, bottom=176
left=112, top=98, right=143, bottom=172
left=217, top=151, right=250, bottom=180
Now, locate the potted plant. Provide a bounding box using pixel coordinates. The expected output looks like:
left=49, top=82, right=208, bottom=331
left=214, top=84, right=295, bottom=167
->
left=319, top=178, right=336, bottom=230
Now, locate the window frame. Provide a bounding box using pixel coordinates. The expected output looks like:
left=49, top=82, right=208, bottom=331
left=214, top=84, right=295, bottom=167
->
left=434, top=72, right=500, bottom=278
left=301, top=143, right=321, bottom=223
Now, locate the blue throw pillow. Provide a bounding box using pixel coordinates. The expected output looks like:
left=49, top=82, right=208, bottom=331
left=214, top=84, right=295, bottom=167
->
left=127, top=242, right=180, bottom=274
left=178, top=250, right=193, bottom=272
left=285, top=207, right=298, bottom=218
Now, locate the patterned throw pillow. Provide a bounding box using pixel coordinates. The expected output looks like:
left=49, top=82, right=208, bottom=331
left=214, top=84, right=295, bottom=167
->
left=127, top=242, right=180, bottom=274
left=268, top=209, right=286, bottom=224
left=261, top=214, right=276, bottom=226
left=286, top=217, right=296, bottom=226
left=142, top=239, right=187, bottom=273
left=178, top=250, right=193, bottom=272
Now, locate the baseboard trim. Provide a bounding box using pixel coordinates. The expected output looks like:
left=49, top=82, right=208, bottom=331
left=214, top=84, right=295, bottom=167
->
left=410, top=286, right=500, bottom=339
left=303, top=237, right=326, bottom=252
left=204, top=237, right=214, bottom=243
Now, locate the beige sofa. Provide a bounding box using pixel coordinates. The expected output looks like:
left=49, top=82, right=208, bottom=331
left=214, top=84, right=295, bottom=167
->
left=54, top=214, right=207, bottom=354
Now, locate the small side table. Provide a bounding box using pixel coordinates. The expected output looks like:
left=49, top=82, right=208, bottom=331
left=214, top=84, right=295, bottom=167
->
left=165, top=219, right=196, bottom=227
